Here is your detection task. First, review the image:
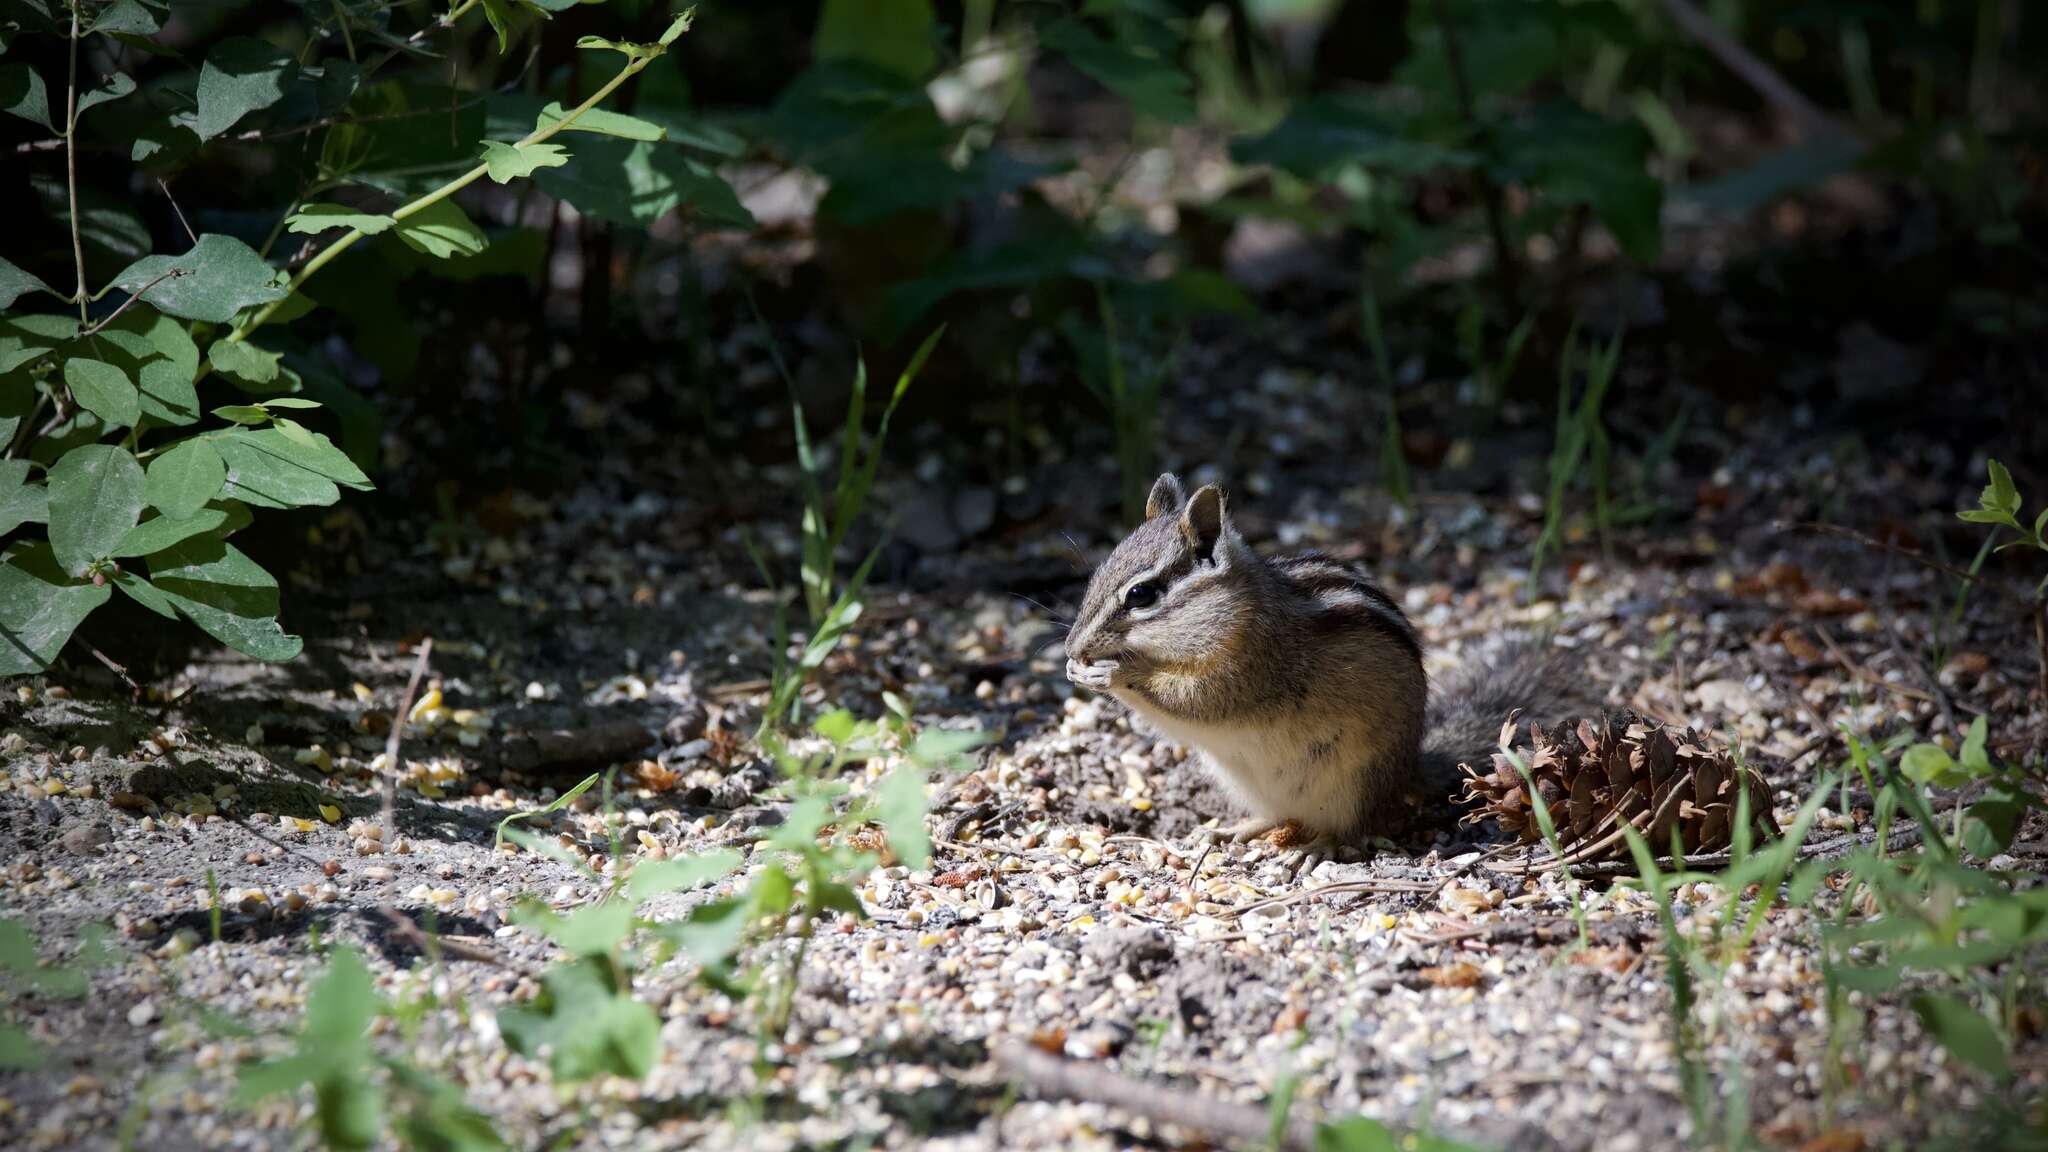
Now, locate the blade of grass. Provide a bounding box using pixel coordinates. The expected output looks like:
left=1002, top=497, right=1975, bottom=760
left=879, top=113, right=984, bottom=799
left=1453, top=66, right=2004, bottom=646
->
left=496, top=772, right=599, bottom=849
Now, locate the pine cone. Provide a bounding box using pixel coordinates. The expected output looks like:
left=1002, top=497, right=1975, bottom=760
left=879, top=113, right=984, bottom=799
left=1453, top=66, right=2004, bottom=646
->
left=1457, top=711, right=1781, bottom=870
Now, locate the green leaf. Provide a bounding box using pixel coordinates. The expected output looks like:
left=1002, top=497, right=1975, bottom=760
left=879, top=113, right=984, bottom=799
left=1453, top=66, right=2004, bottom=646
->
left=657, top=10, right=693, bottom=46
left=195, top=37, right=294, bottom=140
left=1958, top=715, right=1991, bottom=776
left=480, top=0, right=521, bottom=53
left=304, top=948, right=379, bottom=1048
left=62, top=358, right=139, bottom=429
left=574, top=35, right=656, bottom=59
left=113, top=570, right=177, bottom=619
left=812, top=708, right=858, bottom=746
left=1911, top=994, right=2010, bottom=1080
left=137, top=360, right=200, bottom=426
left=497, top=956, right=659, bottom=1082
left=0, top=543, right=112, bottom=675
left=1232, top=94, right=1473, bottom=177
left=75, top=71, right=136, bottom=117
left=0, top=257, right=55, bottom=311
left=109, top=305, right=199, bottom=379
left=480, top=140, right=569, bottom=183
left=1984, top=460, right=2021, bottom=518
left=239, top=424, right=369, bottom=487
left=1957, top=508, right=2017, bottom=527
left=538, top=101, right=664, bottom=141
left=208, top=339, right=281, bottom=388
left=495, top=771, right=598, bottom=848
left=212, top=405, right=270, bottom=426
left=0, top=1022, right=38, bottom=1070
left=47, top=444, right=144, bottom=573
left=1496, top=103, right=1662, bottom=263
left=144, top=533, right=301, bottom=662
left=285, top=204, right=397, bottom=236
left=1313, top=1116, right=1401, bottom=1152
left=907, top=726, right=989, bottom=771
left=111, top=235, right=287, bottom=325
left=514, top=898, right=637, bottom=957
left=1899, top=743, right=1962, bottom=789
left=87, top=0, right=160, bottom=36
left=0, top=462, right=45, bottom=538
left=624, top=849, right=744, bottom=906
left=395, top=199, right=488, bottom=259
left=815, top=0, right=935, bottom=81
left=1963, top=788, right=2030, bottom=858
left=661, top=895, right=751, bottom=966
left=1039, top=19, right=1193, bottom=123
left=0, top=62, right=53, bottom=131
left=115, top=504, right=243, bottom=558
left=215, top=433, right=331, bottom=507
left=874, top=765, right=930, bottom=869
left=532, top=136, right=754, bottom=230
left=0, top=314, right=78, bottom=373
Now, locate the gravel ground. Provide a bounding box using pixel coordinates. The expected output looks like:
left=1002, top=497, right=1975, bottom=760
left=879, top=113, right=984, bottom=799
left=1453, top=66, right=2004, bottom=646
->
left=2, top=320, right=2044, bottom=1152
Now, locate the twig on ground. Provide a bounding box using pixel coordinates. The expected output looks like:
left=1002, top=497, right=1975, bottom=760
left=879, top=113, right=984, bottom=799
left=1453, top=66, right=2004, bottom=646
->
left=1814, top=624, right=1934, bottom=704
left=993, top=1039, right=1321, bottom=1152
left=1225, top=877, right=1436, bottom=920
left=381, top=637, right=433, bottom=845
left=1538, top=823, right=1927, bottom=880
left=371, top=904, right=526, bottom=973
left=1786, top=520, right=2035, bottom=606
left=1420, top=842, right=1522, bottom=905
left=934, top=836, right=1035, bottom=861
left=83, top=642, right=139, bottom=697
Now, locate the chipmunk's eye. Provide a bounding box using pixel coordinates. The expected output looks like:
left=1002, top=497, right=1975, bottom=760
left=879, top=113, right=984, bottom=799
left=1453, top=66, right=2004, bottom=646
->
left=1122, top=580, right=1161, bottom=610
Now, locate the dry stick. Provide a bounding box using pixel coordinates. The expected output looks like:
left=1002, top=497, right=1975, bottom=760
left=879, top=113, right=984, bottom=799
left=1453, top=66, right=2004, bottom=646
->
left=1420, top=841, right=1522, bottom=905
left=1785, top=520, right=2034, bottom=605
left=1225, top=877, right=1436, bottom=920
left=994, top=1040, right=1321, bottom=1152
left=370, top=904, right=528, bottom=974
left=84, top=642, right=139, bottom=696
left=381, top=638, right=434, bottom=845
left=1427, top=0, right=1519, bottom=314
left=1814, top=624, right=1933, bottom=704
left=1788, top=518, right=2048, bottom=704
left=1656, top=0, right=1845, bottom=138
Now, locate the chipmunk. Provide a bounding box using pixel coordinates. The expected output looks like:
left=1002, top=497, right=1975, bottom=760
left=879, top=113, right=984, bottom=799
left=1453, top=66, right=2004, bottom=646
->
left=1064, top=473, right=1580, bottom=863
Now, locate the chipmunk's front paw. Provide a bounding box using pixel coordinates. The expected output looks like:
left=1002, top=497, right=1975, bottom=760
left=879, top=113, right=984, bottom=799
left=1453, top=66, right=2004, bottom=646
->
left=1065, top=657, right=1118, bottom=690
left=1276, top=835, right=1338, bottom=879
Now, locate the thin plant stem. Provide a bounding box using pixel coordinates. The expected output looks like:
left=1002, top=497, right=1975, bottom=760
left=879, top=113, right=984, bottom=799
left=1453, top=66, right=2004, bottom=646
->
left=65, top=1, right=86, bottom=324
left=186, top=22, right=676, bottom=387
left=1427, top=0, right=1519, bottom=312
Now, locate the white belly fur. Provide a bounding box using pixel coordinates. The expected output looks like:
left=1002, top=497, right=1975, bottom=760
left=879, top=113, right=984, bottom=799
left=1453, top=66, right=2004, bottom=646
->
left=1116, top=692, right=1366, bottom=833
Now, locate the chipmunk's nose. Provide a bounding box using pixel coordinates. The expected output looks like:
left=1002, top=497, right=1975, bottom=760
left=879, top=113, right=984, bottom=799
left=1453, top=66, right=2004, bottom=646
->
left=1064, top=622, right=1105, bottom=663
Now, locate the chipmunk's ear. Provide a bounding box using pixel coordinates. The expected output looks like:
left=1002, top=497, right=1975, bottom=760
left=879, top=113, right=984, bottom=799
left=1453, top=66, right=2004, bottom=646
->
left=1181, top=484, right=1228, bottom=561
left=1145, top=473, right=1187, bottom=520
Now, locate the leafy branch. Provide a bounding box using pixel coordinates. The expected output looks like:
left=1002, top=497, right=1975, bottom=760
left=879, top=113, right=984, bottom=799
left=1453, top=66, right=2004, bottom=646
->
left=195, top=10, right=697, bottom=380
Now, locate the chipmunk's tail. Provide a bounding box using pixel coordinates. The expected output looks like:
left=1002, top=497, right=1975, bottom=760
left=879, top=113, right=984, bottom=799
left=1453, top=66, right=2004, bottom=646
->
left=1421, top=636, right=1593, bottom=789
